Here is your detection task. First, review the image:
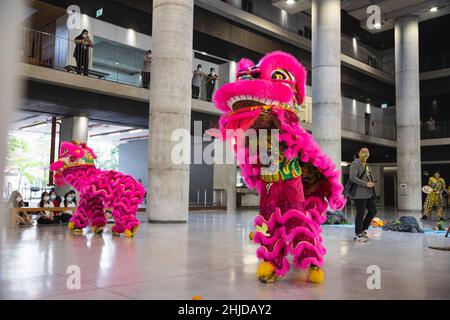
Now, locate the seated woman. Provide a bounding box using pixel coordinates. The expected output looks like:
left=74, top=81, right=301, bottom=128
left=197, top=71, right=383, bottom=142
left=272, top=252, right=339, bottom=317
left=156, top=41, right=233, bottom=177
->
left=37, top=191, right=57, bottom=224
left=49, top=190, right=62, bottom=223
left=61, top=190, right=77, bottom=224
left=8, top=191, right=32, bottom=226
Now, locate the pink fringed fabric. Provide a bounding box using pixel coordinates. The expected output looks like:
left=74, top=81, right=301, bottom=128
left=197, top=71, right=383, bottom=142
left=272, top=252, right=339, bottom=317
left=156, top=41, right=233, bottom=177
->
left=212, top=51, right=346, bottom=277
left=61, top=167, right=145, bottom=233
left=51, top=141, right=145, bottom=235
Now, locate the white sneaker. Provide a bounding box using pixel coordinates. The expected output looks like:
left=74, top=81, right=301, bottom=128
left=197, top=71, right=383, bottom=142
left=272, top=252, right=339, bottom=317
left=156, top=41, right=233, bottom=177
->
left=354, top=233, right=368, bottom=242
left=362, top=230, right=371, bottom=240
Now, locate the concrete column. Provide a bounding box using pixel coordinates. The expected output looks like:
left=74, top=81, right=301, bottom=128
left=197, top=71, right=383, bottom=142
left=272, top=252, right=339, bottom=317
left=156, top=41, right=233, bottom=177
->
left=57, top=116, right=89, bottom=195
left=0, top=0, right=23, bottom=230
left=226, top=165, right=237, bottom=211
left=311, top=0, right=342, bottom=170
left=59, top=116, right=89, bottom=143
left=395, top=16, right=422, bottom=212
left=148, top=0, right=193, bottom=222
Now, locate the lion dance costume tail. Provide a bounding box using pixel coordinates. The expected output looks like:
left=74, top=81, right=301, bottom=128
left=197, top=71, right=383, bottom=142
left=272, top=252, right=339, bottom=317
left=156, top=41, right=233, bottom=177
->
left=212, top=51, right=346, bottom=283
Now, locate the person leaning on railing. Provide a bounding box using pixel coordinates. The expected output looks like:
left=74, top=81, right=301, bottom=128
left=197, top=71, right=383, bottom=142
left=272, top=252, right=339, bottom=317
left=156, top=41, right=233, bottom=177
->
left=73, top=29, right=94, bottom=76
left=8, top=191, right=32, bottom=226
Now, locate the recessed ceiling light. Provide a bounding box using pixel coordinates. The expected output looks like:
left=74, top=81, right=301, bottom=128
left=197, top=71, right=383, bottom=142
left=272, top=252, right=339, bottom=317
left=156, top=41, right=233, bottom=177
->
left=374, top=22, right=381, bottom=29
left=129, top=129, right=143, bottom=134
left=286, top=0, right=295, bottom=5
left=430, top=7, right=438, bottom=12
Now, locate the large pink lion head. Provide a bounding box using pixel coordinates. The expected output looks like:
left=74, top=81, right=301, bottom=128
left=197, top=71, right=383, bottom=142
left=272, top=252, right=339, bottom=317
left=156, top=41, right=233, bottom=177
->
left=50, top=141, right=97, bottom=185
left=213, top=51, right=307, bottom=132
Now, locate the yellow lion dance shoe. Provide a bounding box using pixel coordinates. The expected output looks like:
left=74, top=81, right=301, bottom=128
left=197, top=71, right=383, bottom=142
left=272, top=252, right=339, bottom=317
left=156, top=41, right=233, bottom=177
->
left=68, top=222, right=83, bottom=234
left=124, top=226, right=139, bottom=238
left=308, top=266, right=325, bottom=284
left=92, top=226, right=104, bottom=235
left=257, top=261, right=277, bottom=283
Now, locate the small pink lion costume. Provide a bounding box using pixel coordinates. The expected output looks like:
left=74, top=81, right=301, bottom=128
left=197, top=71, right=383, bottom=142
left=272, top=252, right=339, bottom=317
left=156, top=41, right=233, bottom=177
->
left=212, top=51, right=345, bottom=283
left=50, top=141, right=145, bottom=237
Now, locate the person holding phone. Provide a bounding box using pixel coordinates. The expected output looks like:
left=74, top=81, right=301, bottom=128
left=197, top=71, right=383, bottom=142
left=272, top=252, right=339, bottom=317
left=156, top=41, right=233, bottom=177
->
left=73, top=29, right=93, bottom=75
left=349, top=147, right=377, bottom=242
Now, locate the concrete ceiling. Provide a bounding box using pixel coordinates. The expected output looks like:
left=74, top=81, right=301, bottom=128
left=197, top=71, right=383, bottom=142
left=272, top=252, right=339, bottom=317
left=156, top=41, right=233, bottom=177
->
left=342, top=0, right=450, bottom=32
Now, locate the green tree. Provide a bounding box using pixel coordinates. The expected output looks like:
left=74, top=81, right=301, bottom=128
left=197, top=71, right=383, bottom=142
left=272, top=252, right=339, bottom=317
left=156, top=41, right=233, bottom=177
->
left=6, top=135, right=46, bottom=189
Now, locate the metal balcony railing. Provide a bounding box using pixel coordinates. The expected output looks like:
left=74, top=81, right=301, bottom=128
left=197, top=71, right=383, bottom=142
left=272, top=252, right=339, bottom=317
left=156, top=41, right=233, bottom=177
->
left=222, top=0, right=393, bottom=75
left=421, top=121, right=450, bottom=139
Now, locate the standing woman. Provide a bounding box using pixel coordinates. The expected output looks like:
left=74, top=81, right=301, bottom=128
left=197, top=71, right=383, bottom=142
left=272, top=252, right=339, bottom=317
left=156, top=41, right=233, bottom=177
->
left=37, top=191, right=56, bottom=224
left=73, top=29, right=93, bottom=75
left=61, top=190, right=77, bottom=224
left=349, top=147, right=377, bottom=242
left=8, top=191, right=32, bottom=225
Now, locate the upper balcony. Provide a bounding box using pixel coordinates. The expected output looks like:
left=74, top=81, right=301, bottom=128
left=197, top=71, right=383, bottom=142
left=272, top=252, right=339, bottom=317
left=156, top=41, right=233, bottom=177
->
left=19, top=26, right=396, bottom=146
left=198, top=0, right=395, bottom=81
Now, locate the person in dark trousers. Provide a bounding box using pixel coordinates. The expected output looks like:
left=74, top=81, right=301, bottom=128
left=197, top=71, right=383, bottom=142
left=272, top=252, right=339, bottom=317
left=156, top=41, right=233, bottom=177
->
left=349, top=146, right=377, bottom=242
left=206, top=67, right=218, bottom=102
left=192, top=64, right=204, bottom=99
left=73, top=29, right=93, bottom=75
left=141, top=50, right=152, bottom=89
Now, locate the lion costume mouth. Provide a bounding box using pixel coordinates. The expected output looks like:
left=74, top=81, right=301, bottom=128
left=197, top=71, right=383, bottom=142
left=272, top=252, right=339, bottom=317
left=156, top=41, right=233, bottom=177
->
left=227, top=95, right=281, bottom=111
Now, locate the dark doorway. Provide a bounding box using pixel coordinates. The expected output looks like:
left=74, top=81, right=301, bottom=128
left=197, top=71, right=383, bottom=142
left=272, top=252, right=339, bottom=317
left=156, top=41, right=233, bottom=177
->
left=384, top=169, right=396, bottom=207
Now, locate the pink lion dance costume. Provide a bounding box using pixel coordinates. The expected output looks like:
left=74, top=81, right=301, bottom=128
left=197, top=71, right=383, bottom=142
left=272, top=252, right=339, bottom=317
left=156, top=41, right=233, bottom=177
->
left=212, top=51, right=346, bottom=283
left=50, top=141, right=145, bottom=237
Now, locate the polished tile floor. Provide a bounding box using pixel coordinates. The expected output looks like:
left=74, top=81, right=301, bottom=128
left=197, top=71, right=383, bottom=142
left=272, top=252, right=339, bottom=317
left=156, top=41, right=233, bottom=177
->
left=0, top=209, right=449, bottom=300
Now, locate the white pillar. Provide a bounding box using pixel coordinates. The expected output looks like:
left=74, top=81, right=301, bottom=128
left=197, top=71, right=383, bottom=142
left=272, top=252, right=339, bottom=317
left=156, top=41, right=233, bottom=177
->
left=226, top=165, right=237, bottom=211
left=59, top=116, right=89, bottom=143
left=57, top=116, right=89, bottom=195
left=148, top=0, right=193, bottom=222
left=311, top=0, right=342, bottom=170
left=395, top=16, right=422, bottom=212
left=0, top=0, right=23, bottom=230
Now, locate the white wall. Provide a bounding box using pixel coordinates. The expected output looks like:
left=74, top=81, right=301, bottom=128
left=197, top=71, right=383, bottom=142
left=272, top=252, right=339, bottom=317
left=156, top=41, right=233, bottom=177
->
left=118, top=140, right=148, bottom=186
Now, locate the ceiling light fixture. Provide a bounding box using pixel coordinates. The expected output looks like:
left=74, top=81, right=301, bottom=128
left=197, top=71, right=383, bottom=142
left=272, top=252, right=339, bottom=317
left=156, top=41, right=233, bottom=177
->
left=129, top=129, right=144, bottom=134
left=430, top=7, right=438, bottom=12
left=286, top=0, right=295, bottom=5
left=374, top=22, right=381, bottom=29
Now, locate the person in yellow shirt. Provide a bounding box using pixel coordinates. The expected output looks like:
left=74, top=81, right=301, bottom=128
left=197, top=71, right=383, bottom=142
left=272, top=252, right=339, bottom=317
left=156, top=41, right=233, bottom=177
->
left=422, top=172, right=446, bottom=221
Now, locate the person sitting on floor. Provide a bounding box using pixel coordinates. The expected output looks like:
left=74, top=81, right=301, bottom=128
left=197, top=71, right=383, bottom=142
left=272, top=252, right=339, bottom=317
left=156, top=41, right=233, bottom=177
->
left=8, top=191, right=32, bottom=226
left=49, top=189, right=62, bottom=223
left=61, top=190, right=77, bottom=224
left=37, top=191, right=57, bottom=224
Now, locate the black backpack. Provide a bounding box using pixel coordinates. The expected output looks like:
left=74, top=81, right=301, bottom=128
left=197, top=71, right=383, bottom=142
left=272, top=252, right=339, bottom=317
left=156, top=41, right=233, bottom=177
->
left=343, top=164, right=366, bottom=199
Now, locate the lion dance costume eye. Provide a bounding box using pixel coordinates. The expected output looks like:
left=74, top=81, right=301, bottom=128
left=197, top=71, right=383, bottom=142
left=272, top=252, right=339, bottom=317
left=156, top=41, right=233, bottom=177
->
left=212, top=51, right=346, bottom=283
left=49, top=140, right=145, bottom=237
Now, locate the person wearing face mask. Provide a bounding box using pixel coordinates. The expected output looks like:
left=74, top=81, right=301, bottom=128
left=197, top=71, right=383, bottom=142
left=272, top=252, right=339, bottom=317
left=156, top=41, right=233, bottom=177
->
left=49, top=190, right=62, bottom=223
left=422, top=172, right=446, bottom=221
left=61, top=190, right=77, bottom=224
left=141, top=50, right=152, bottom=89
left=73, top=29, right=93, bottom=76
left=206, top=67, right=219, bottom=102
left=349, top=147, right=377, bottom=242
left=37, top=191, right=56, bottom=224
left=192, top=64, right=204, bottom=99
left=8, top=191, right=32, bottom=226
